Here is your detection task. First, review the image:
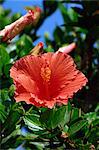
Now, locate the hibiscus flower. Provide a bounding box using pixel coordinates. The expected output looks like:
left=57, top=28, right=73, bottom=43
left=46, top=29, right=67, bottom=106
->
left=10, top=43, right=88, bottom=108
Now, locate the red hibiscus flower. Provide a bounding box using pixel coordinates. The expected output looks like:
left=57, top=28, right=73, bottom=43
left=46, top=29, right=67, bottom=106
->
left=10, top=43, right=88, bottom=108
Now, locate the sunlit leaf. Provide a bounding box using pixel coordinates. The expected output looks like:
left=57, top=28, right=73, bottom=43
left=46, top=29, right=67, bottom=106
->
left=24, top=114, right=43, bottom=131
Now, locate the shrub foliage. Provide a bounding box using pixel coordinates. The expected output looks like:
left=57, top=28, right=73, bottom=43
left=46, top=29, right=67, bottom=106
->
left=0, top=0, right=99, bottom=149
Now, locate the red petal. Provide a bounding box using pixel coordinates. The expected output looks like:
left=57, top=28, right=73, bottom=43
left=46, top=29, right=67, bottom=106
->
left=15, top=93, right=31, bottom=104
left=58, top=71, right=88, bottom=99
left=15, top=74, right=38, bottom=94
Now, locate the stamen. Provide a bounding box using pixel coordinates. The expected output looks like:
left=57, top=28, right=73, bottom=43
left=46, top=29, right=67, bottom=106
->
left=41, top=63, right=51, bottom=82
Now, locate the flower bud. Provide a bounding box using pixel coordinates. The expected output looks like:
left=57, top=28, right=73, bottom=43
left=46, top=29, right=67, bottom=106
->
left=29, top=42, right=44, bottom=56
left=58, top=43, right=76, bottom=54
left=0, top=7, right=42, bottom=42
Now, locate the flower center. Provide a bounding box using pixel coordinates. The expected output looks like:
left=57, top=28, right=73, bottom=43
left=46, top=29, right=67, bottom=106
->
left=41, top=66, right=51, bottom=82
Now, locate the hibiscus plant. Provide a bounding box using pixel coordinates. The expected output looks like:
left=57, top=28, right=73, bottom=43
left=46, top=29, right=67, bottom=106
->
left=0, top=0, right=99, bottom=150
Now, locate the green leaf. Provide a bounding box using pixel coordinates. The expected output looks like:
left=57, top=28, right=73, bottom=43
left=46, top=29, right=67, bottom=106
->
left=9, top=84, right=15, bottom=97
left=24, top=113, right=43, bottom=131
left=87, top=126, right=99, bottom=145
left=68, top=120, right=87, bottom=135
left=59, top=3, right=71, bottom=23
left=67, top=8, right=78, bottom=22
left=84, top=112, right=98, bottom=125
left=70, top=108, right=81, bottom=122
left=43, top=0, right=58, bottom=17
left=92, top=119, right=99, bottom=127
left=44, top=47, right=54, bottom=52
left=40, top=103, right=72, bottom=129
left=0, top=45, right=10, bottom=76
left=40, top=108, right=54, bottom=129
left=4, top=9, right=11, bottom=16
left=78, top=143, right=92, bottom=150
left=16, top=34, right=33, bottom=57
left=0, top=89, right=12, bottom=114
left=9, top=50, right=17, bottom=58
left=11, top=13, right=21, bottom=22
left=1, top=125, right=21, bottom=144
left=0, top=103, right=7, bottom=123
left=53, top=26, right=64, bottom=44
left=52, top=106, right=68, bottom=128
left=63, top=125, right=69, bottom=133
left=63, top=102, right=72, bottom=125
left=2, top=105, right=23, bottom=135
left=0, top=89, right=10, bottom=102
left=4, top=63, right=12, bottom=78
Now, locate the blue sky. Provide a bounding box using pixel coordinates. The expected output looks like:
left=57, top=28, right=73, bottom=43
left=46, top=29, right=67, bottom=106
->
left=2, top=0, right=64, bottom=45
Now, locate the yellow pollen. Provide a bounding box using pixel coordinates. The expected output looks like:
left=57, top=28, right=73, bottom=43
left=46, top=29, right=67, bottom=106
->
left=41, top=67, right=51, bottom=82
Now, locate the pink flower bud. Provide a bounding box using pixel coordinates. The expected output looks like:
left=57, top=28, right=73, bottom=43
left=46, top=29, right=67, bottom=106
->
left=0, top=7, right=42, bottom=42
left=58, top=43, right=76, bottom=54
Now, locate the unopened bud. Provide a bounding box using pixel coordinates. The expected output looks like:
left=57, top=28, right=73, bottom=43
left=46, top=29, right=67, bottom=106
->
left=0, top=7, right=42, bottom=42
left=30, top=42, right=44, bottom=56
left=58, top=43, right=76, bottom=54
